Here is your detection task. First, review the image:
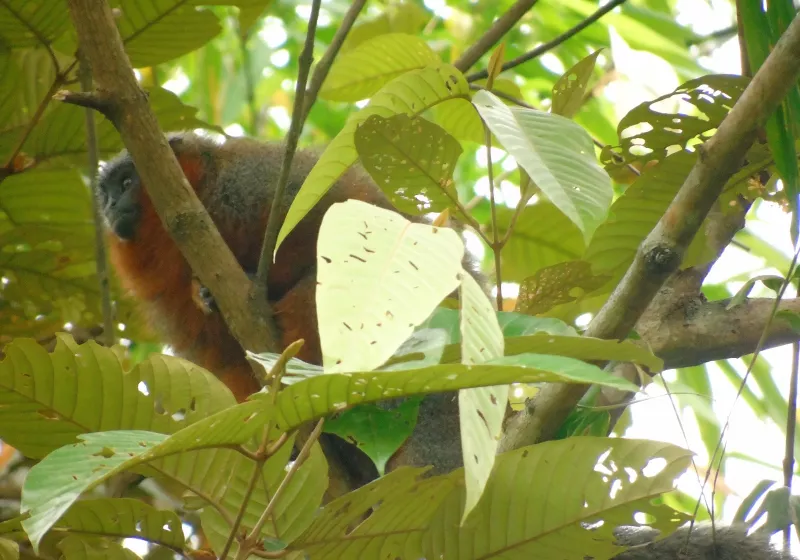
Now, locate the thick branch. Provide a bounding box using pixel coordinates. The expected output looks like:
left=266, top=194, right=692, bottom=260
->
left=643, top=297, right=800, bottom=370
left=65, top=1, right=279, bottom=359
left=453, top=0, right=540, bottom=73
left=499, top=12, right=800, bottom=452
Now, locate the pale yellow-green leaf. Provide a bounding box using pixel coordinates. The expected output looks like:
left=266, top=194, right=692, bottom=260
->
left=276, top=64, right=469, bottom=252
left=321, top=33, right=439, bottom=102
left=472, top=90, right=613, bottom=243
left=434, top=78, right=523, bottom=144
left=458, top=272, right=505, bottom=521
left=316, top=200, right=465, bottom=372
left=423, top=438, right=692, bottom=558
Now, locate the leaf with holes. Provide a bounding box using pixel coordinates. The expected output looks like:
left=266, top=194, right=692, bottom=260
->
left=21, top=431, right=167, bottom=551
left=516, top=260, right=611, bottom=316
left=552, top=49, right=603, bottom=118
left=316, top=199, right=466, bottom=373
left=276, top=64, right=469, bottom=252
left=600, top=74, right=749, bottom=173
left=423, top=437, right=691, bottom=558
left=458, top=272, right=505, bottom=520
left=473, top=90, right=613, bottom=243
left=355, top=114, right=461, bottom=214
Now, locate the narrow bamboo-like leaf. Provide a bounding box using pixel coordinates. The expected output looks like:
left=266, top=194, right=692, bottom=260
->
left=473, top=90, right=613, bottom=243
left=552, top=49, right=603, bottom=118
left=277, top=64, right=469, bottom=252
left=316, top=200, right=465, bottom=372
left=321, top=33, right=439, bottom=102
left=458, top=272, right=505, bottom=521
left=355, top=114, right=461, bottom=214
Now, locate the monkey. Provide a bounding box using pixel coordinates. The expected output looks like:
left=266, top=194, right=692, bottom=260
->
left=98, top=132, right=794, bottom=560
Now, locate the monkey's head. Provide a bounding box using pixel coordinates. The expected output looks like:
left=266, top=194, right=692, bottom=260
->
left=97, top=152, right=143, bottom=241
left=97, top=135, right=202, bottom=241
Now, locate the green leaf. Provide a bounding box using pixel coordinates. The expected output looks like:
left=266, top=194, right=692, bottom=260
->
left=457, top=272, right=505, bottom=521
left=57, top=498, right=185, bottom=550
left=552, top=49, right=603, bottom=118
left=600, top=75, right=749, bottom=173
left=494, top=203, right=586, bottom=283
left=585, top=151, right=698, bottom=278
left=472, top=90, right=613, bottom=243
left=276, top=63, right=470, bottom=251
left=355, top=114, right=461, bottom=214
left=325, top=397, right=422, bottom=475
left=0, top=335, right=235, bottom=459
left=57, top=535, right=140, bottom=559
left=21, top=431, right=167, bottom=551
left=516, top=260, right=611, bottom=315
left=0, top=538, right=17, bottom=559
left=340, top=3, right=429, bottom=52
left=422, top=437, right=692, bottom=558
left=295, top=467, right=456, bottom=559
left=0, top=1, right=71, bottom=48
left=316, top=199, right=465, bottom=372
left=726, top=274, right=785, bottom=309
left=117, top=0, right=223, bottom=67
left=435, top=78, right=523, bottom=144
left=733, top=480, right=776, bottom=525
left=321, top=33, right=439, bottom=102
left=201, top=437, right=328, bottom=555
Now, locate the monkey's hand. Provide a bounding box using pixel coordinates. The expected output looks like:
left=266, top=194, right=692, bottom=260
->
left=191, top=273, right=258, bottom=315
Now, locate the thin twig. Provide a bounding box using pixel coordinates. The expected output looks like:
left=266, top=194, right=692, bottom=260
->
left=238, top=22, right=261, bottom=136
left=256, top=0, right=322, bottom=290
left=78, top=53, right=115, bottom=348
left=484, top=126, right=502, bottom=309
left=454, top=0, right=541, bottom=73
left=236, top=418, right=325, bottom=560
left=467, top=0, right=628, bottom=82
left=301, top=0, right=368, bottom=121
left=784, top=342, right=798, bottom=550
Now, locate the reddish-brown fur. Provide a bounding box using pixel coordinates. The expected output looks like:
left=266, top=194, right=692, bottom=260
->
left=104, top=134, right=397, bottom=401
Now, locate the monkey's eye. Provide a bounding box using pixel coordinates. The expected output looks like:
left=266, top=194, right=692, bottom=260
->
left=122, top=176, right=133, bottom=190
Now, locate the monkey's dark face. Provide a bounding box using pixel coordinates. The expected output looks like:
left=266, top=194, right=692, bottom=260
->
left=97, top=157, right=142, bottom=241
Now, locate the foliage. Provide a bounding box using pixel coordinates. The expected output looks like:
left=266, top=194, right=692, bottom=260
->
left=0, top=0, right=798, bottom=559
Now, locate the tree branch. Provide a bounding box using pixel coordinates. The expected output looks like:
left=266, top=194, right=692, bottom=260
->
left=642, top=297, right=800, bottom=370
left=256, top=0, right=322, bottom=290
left=467, top=0, right=627, bottom=82
left=301, top=0, right=367, bottom=121
left=453, top=0, right=540, bottom=73
left=499, top=12, right=800, bottom=452
left=65, top=0, right=279, bottom=360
